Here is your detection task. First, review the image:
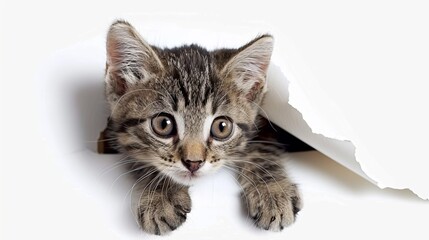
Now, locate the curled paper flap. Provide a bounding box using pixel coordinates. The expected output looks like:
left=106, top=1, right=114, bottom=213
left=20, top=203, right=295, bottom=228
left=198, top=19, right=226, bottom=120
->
left=264, top=27, right=429, bottom=200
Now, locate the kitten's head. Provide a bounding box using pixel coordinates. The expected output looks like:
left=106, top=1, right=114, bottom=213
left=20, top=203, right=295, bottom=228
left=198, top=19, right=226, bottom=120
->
left=105, top=20, right=273, bottom=185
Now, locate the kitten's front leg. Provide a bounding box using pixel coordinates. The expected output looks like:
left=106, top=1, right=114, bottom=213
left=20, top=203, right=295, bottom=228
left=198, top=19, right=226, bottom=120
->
left=134, top=170, right=191, bottom=235
left=234, top=149, right=302, bottom=231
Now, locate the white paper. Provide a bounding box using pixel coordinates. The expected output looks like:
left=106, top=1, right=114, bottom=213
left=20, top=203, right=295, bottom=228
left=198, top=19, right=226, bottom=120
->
left=260, top=13, right=429, bottom=200
left=263, top=65, right=372, bottom=183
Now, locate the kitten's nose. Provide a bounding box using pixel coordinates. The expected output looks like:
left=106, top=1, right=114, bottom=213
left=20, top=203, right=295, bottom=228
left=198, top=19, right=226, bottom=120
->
left=181, top=159, right=204, bottom=173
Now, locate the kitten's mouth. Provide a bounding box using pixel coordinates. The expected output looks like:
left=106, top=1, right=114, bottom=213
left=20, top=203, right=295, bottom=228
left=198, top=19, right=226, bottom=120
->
left=179, top=171, right=200, bottom=179
left=171, top=170, right=202, bottom=185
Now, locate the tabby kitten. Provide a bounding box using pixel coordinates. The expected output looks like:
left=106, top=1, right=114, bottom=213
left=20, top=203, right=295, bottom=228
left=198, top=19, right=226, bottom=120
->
left=104, top=20, right=302, bottom=235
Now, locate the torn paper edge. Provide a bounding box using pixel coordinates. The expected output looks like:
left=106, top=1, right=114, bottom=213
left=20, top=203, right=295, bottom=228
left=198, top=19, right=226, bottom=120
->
left=264, top=32, right=427, bottom=200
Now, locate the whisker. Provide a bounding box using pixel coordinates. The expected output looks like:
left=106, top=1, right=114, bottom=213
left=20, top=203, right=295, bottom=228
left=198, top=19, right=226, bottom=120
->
left=229, top=153, right=286, bottom=170
left=234, top=106, right=259, bottom=131
left=159, top=165, right=175, bottom=211
left=222, top=164, right=262, bottom=198
left=109, top=164, right=152, bottom=192
left=246, top=140, right=288, bottom=146
left=86, top=136, right=120, bottom=143
left=224, top=162, right=279, bottom=209
left=227, top=158, right=289, bottom=209
left=159, top=84, right=176, bottom=109
left=98, top=155, right=136, bottom=176
left=126, top=173, right=151, bottom=227
left=145, top=173, right=165, bottom=216
left=248, top=100, right=277, bottom=132
left=110, top=88, right=169, bottom=118
left=129, top=169, right=159, bottom=223
left=126, top=168, right=157, bottom=204
left=223, top=170, right=258, bottom=226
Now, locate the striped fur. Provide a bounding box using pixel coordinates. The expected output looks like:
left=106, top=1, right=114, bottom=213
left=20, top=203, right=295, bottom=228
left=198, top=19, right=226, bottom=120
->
left=104, top=20, right=301, bottom=235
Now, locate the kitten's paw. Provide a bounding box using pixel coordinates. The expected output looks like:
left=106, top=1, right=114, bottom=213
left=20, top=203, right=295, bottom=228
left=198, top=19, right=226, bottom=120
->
left=243, top=182, right=302, bottom=231
left=137, top=188, right=191, bottom=235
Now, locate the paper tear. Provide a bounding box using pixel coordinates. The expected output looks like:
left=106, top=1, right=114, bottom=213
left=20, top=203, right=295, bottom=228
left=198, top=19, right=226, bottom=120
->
left=263, top=65, right=372, bottom=183
left=263, top=53, right=428, bottom=200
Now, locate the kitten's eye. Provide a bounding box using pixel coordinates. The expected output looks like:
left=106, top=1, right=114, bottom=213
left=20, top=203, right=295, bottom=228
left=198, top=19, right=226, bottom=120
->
left=151, top=113, right=176, bottom=137
left=211, top=117, right=233, bottom=140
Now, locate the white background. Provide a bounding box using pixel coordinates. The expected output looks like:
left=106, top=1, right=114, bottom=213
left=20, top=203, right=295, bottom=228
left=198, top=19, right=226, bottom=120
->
left=1, top=1, right=429, bottom=239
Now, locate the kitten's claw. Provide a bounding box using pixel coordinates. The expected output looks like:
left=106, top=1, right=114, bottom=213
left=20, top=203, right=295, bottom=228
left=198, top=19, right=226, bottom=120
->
left=243, top=182, right=302, bottom=231
left=137, top=188, right=191, bottom=235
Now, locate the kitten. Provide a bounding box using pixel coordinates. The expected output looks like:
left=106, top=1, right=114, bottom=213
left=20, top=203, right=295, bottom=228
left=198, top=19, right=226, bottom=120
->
left=104, top=20, right=302, bottom=235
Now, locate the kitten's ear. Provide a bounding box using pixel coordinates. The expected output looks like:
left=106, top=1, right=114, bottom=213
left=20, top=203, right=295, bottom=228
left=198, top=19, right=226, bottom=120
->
left=220, top=35, right=273, bottom=101
left=106, top=20, right=164, bottom=95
